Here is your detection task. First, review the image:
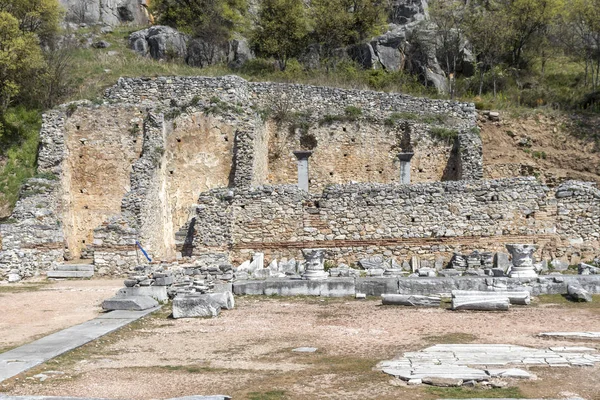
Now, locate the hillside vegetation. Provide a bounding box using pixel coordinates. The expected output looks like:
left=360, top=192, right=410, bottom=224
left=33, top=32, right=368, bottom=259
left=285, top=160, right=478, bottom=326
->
left=1, top=0, right=600, bottom=217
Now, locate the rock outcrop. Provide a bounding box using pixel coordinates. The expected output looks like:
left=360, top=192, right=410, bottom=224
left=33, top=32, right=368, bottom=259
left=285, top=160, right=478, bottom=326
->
left=60, top=0, right=150, bottom=26
left=129, top=26, right=254, bottom=68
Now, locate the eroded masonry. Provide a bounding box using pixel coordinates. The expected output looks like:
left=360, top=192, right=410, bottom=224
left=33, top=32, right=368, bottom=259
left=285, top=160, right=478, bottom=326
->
left=0, top=76, right=598, bottom=280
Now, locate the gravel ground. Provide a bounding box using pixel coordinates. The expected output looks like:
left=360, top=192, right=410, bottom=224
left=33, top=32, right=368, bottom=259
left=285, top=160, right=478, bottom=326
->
left=2, top=294, right=600, bottom=399
left=0, top=279, right=122, bottom=350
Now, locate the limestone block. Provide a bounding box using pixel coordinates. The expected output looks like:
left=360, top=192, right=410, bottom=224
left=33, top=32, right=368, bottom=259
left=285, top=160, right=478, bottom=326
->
left=172, top=294, right=222, bottom=318
left=102, top=295, right=158, bottom=311
left=451, top=290, right=531, bottom=305
left=452, top=296, right=510, bottom=311
left=568, top=284, right=592, bottom=302
left=381, top=294, right=441, bottom=307
left=117, top=286, right=168, bottom=303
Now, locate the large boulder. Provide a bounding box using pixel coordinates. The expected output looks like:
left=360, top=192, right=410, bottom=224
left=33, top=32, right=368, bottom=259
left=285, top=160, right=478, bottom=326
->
left=129, top=26, right=188, bottom=60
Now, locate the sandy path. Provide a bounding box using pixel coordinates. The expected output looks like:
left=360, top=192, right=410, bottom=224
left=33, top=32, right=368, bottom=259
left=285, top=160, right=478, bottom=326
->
left=0, top=279, right=123, bottom=350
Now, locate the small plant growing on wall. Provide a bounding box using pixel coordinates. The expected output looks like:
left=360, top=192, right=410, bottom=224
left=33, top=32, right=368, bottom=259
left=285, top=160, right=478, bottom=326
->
left=66, top=103, right=78, bottom=117
left=128, top=123, right=140, bottom=137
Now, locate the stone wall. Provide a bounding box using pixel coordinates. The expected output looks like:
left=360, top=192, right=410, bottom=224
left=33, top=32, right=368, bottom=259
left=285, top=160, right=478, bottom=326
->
left=62, top=105, right=144, bottom=258
left=554, top=180, right=600, bottom=263
left=5, top=76, right=597, bottom=279
left=0, top=110, right=68, bottom=280
left=177, top=176, right=591, bottom=266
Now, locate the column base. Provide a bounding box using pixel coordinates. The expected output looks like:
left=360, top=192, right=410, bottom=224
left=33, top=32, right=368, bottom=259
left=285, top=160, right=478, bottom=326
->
left=509, top=269, right=538, bottom=278
left=302, top=270, right=329, bottom=280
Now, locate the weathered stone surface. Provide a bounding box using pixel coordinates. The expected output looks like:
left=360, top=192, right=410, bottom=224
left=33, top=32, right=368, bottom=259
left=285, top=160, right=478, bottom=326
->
left=358, top=255, right=385, bottom=270
left=102, top=295, right=158, bottom=311
left=172, top=294, right=222, bottom=318
left=421, top=377, right=463, bottom=387
left=568, top=284, right=592, bottom=302
left=579, top=262, right=600, bottom=275
left=117, top=286, right=168, bottom=302
left=452, top=296, right=510, bottom=311
left=292, top=347, right=318, bottom=353
left=506, top=244, right=537, bottom=278
left=381, top=294, right=441, bottom=307
left=206, top=291, right=235, bottom=310
left=486, top=368, right=534, bottom=379
left=451, top=290, right=530, bottom=305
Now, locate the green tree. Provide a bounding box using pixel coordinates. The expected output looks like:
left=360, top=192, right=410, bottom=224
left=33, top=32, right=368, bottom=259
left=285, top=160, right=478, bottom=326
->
left=311, top=0, right=386, bottom=54
left=501, top=0, right=563, bottom=69
left=0, top=0, right=63, bottom=43
left=153, top=0, right=247, bottom=45
left=252, top=0, right=311, bottom=69
left=462, top=0, right=511, bottom=96
left=428, top=0, right=466, bottom=98
left=0, top=12, right=44, bottom=119
left=562, top=0, right=600, bottom=90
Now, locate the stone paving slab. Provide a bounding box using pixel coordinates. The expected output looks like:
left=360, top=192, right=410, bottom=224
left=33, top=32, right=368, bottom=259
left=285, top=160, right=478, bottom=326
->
left=539, top=332, right=600, bottom=340
left=47, top=271, right=94, bottom=279
left=0, top=307, right=160, bottom=383
left=378, top=343, right=600, bottom=383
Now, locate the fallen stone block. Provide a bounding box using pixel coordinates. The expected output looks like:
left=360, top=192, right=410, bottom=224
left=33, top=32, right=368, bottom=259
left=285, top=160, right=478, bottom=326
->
left=206, top=292, right=235, bottom=310
left=154, top=276, right=174, bottom=286
left=381, top=294, right=441, bottom=307
left=173, top=294, right=223, bottom=318
left=452, top=296, right=510, bottom=311
left=421, top=377, right=463, bottom=387
left=102, top=295, right=158, bottom=311
left=579, top=262, right=600, bottom=275
left=568, top=284, right=592, bottom=302
left=451, top=290, right=530, bottom=305
left=116, top=286, right=168, bottom=303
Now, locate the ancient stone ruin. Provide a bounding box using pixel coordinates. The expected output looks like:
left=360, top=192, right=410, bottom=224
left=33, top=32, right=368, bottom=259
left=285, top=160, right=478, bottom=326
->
left=0, top=76, right=598, bottom=285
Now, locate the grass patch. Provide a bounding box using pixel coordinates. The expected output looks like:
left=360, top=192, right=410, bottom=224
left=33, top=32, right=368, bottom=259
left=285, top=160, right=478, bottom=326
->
left=159, top=364, right=226, bottom=374
left=0, top=282, right=51, bottom=294
left=536, top=294, right=600, bottom=309
left=423, top=332, right=478, bottom=344
left=430, top=126, right=459, bottom=142
left=426, top=386, right=524, bottom=398
left=248, top=390, right=287, bottom=400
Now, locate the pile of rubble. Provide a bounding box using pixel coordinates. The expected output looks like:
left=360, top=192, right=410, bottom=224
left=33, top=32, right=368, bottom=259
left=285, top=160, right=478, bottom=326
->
left=102, top=263, right=237, bottom=319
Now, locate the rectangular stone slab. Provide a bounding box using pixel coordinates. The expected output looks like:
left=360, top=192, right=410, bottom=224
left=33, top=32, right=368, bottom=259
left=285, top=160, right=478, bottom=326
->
left=102, top=296, right=158, bottom=311
left=381, top=294, right=441, bottom=307
left=47, top=270, right=94, bottom=278
left=451, top=290, right=530, bottom=305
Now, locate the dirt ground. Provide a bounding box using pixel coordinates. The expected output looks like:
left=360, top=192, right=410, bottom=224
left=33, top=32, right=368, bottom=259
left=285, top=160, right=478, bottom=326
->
left=480, top=111, right=600, bottom=186
left=0, top=279, right=123, bottom=351
left=1, top=291, right=600, bottom=400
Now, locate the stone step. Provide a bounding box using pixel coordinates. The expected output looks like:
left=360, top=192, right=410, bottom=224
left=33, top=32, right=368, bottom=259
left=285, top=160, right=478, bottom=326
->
left=47, top=270, right=94, bottom=279
left=55, top=264, right=94, bottom=272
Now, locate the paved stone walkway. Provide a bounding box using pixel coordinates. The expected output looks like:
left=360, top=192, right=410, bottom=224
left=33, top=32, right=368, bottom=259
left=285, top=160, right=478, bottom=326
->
left=539, top=332, right=600, bottom=340
left=379, top=344, right=600, bottom=382
left=0, top=308, right=160, bottom=383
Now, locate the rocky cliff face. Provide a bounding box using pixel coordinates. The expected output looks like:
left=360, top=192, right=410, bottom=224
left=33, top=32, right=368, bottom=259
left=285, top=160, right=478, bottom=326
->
left=59, top=0, right=150, bottom=26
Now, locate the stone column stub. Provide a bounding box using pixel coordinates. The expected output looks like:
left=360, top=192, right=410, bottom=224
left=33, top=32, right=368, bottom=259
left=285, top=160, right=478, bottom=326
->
left=293, top=150, right=313, bottom=192
left=397, top=152, right=414, bottom=184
